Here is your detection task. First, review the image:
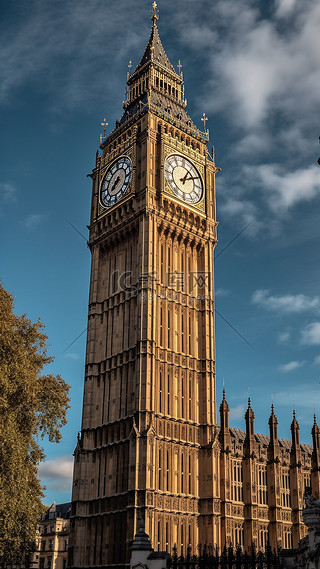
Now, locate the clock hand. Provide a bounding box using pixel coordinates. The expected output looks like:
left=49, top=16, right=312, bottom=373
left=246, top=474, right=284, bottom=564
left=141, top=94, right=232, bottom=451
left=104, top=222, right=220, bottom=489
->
left=179, top=173, right=197, bottom=184
left=180, top=171, right=189, bottom=184
left=110, top=176, right=121, bottom=193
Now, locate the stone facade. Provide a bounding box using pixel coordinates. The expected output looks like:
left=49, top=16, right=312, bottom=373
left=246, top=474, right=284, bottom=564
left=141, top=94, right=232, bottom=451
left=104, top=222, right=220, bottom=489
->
left=68, top=7, right=320, bottom=568
left=33, top=502, right=70, bottom=569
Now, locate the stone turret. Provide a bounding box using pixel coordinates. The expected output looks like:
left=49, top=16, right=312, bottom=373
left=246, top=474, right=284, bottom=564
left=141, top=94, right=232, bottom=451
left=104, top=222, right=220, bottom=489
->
left=290, top=411, right=303, bottom=548
left=311, top=415, right=320, bottom=499
left=243, top=398, right=257, bottom=551
left=219, top=388, right=231, bottom=451
left=267, top=405, right=281, bottom=550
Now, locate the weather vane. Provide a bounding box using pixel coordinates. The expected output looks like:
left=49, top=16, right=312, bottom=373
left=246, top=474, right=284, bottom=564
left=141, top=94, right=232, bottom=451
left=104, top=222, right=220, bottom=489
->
left=100, top=118, right=108, bottom=144
left=151, top=1, right=159, bottom=22
left=201, top=112, right=208, bottom=134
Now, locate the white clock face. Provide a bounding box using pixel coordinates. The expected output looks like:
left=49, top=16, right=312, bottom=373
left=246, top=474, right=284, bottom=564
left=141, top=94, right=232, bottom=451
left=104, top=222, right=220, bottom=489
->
left=164, top=154, right=203, bottom=205
left=101, top=156, right=132, bottom=208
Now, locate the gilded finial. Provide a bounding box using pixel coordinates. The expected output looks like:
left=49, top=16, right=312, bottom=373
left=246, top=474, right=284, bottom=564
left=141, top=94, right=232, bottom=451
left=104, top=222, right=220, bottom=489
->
left=100, top=118, right=108, bottom=144
left=151, top=1, right=159, bottom=22
left=201, top=112, right=208, bottom=134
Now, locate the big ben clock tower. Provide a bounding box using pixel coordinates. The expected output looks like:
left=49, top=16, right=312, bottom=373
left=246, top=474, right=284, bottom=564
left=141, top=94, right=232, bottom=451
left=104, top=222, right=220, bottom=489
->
left=69, top=4, right=219, bottom=567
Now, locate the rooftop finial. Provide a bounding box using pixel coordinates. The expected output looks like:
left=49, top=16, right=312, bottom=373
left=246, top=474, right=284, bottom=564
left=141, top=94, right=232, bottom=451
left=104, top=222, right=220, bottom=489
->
left=177, top=59, right=183, bottom=77
left=151, top=1, right=159, bottom=23
left=201, top=112, right=208, bottom=135
left=100, top=118, right=108, bottom=144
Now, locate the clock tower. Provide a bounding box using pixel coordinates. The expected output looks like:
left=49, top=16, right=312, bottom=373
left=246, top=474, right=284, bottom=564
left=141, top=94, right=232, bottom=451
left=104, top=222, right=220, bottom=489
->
left=69, top=5, right=219, bottom=567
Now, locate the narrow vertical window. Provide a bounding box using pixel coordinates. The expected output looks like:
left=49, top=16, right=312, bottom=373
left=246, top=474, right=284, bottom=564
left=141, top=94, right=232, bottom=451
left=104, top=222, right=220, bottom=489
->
left=181, top=454, right=184, bottom=493
left=167, top=374, right=170, bottom=415
left=188, top=316, right=192, bottom=355
left=188, top=379, right=192, bottom=421
left=165, top=522, right=169, bottom=552
left=181, top=252, right=184, bottom=291
left=181, top=378, right=185, bottom=418
left=160, top=244, right=164, bottom=283
left=180, top=524, right=184, bottom=555
left=181, top=314, right=184, bottom=353
left=160, top=307, right=163, bottom=346
left=166, top=450, right=170, bottom=491
left=188, top=454, right=192, bottom=494
left=159, top=372, right=163, bottom=413
left=167, top=247, right=171, bottom=285
left=157, top=521, right=161, bottom=549
left=158, top=450, right=162, bottom=490
left=168, top=309, right=171, bottom=348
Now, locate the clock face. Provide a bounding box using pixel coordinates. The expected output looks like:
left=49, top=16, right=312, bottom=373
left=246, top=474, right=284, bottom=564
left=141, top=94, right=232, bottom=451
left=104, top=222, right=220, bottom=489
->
left=101, top=156, right=132, bottom=208
left=164, top=154, right=203, bottom=205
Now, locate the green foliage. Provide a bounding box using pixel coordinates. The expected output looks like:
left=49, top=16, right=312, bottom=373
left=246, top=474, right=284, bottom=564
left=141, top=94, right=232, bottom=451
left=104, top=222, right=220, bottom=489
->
left=0, top=283, right=70, bottom=565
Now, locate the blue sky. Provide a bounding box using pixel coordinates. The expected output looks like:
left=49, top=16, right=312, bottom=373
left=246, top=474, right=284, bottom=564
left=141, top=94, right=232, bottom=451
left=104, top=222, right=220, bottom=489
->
left=1, top=0, right=320, bottom=505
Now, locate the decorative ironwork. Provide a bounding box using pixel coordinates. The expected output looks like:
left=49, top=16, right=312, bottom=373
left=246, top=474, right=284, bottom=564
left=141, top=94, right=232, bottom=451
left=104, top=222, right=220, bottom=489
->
left=168, top=545, right=281, bottom=569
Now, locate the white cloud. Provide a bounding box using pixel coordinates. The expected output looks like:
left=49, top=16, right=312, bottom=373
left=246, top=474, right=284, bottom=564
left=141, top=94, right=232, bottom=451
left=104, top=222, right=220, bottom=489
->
left=275, top=384, right=320, bottom=409
left=25, top=213, right=45, bottom=230
left=215, top=287, right=230, bottom=297
left=252, top=289, right=320, bottom=314
left=229, top=404, right=246, bottom=421
left=314, top=356, right=320, bottom=366
left=301, top=322, right=320, bottom=345
left=275, top=0, right=298, bottom=17
left=196, top=0, right=320, bottom=133
left=38, top=455, right=73, bottom=481
left=0, top=182, right=17, bottom=202
left=64, top=352, right=80, bottom=360
left=252, top=164, right=320, bottom=212
left=278, top=331, right=290, bottom=343
left=279, top=360, right=304, bottom=373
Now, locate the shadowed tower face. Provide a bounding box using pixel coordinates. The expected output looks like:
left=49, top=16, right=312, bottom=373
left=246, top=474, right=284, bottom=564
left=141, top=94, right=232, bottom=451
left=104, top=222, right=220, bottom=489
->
left=69, top=5, right=218, bottom=567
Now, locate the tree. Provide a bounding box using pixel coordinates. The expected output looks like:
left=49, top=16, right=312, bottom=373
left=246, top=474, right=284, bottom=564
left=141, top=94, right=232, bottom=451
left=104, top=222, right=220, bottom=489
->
left=0, top=283, right=70, bottom=565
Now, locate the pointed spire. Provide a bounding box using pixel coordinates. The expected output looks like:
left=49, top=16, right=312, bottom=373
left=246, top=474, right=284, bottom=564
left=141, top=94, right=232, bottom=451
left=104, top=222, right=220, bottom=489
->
left=268, top=404, right=279, bottom=461
left=269, top=403, right=278, bottom=440
left=244, top=397, right=255, bottom=457
left=245, top=398, right=255, bottom=436
left=312, top=414, right=320, bottom=457
left=132, top=11, right=176, bottom=76
left=290, top=409, right=301, bottom=466
left=118, top=4, right=203, bottom=138
left=311, top=415, right=320, bottom=498
left=291, top=408, right=300, bottom=440
left=219, top=388, right=229, bottom=426
left=219, top=388, right=230, bottom=451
